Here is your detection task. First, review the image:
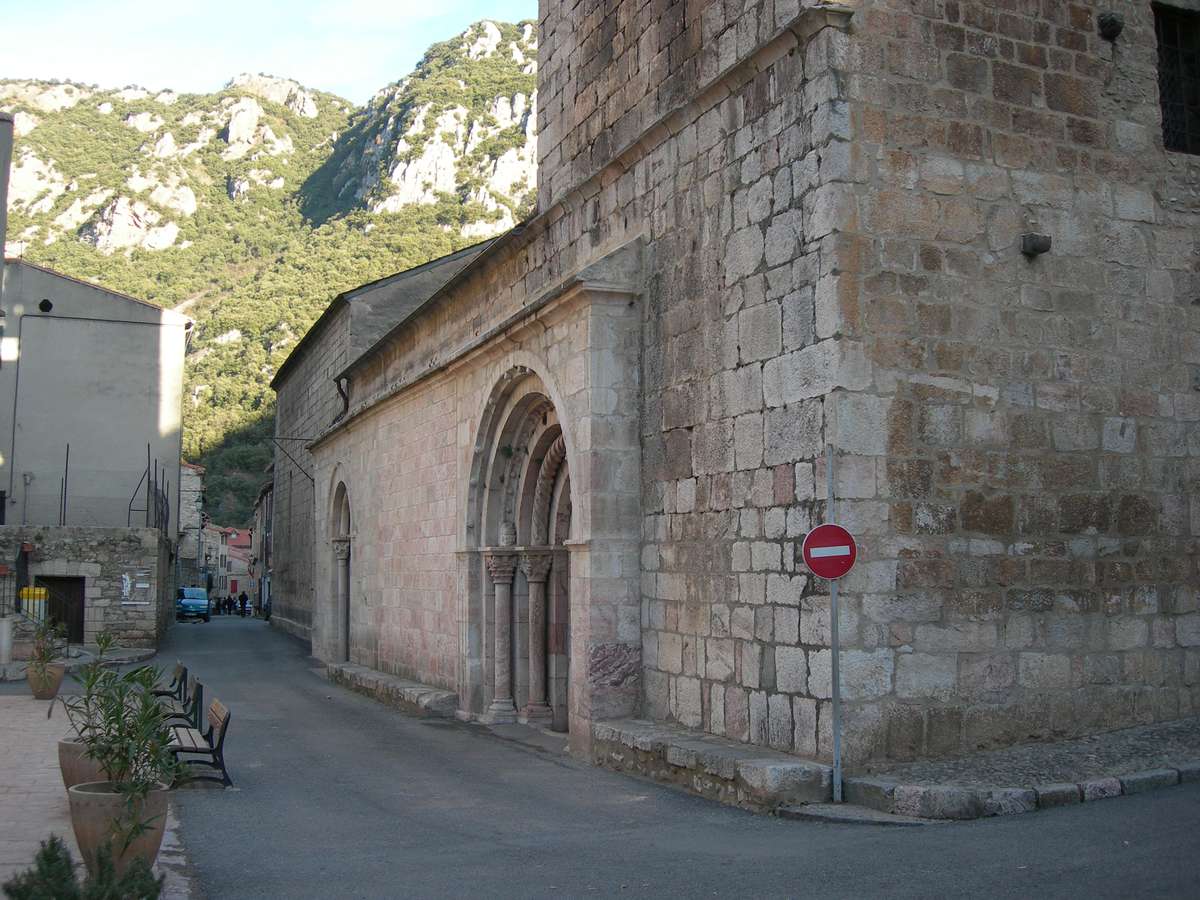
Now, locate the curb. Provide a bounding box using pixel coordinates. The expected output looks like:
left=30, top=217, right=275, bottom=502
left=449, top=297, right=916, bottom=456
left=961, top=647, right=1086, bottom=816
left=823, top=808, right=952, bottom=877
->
left=778, top=802, right=934, bottom=827
left=0, top=647, right=157, bottom=682
left=844, top=760, right=1200, bottom=821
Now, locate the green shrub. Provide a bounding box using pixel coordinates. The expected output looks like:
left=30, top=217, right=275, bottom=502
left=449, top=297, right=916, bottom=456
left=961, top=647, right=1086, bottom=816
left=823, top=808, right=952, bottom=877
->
left=2, top=836, right=163, bottom=900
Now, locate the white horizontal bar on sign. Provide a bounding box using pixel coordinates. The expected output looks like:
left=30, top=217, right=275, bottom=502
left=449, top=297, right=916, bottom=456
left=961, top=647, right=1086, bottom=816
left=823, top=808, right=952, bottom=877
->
left=809, top=546, right=851, bottom=558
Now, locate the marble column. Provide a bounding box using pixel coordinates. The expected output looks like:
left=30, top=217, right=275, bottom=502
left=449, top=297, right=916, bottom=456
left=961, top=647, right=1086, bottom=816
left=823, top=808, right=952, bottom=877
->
left=482, top=549, right=518, bottom=723
left=332, top=538, right=350, bottom=662
left=519, top=549, right=554, bottom=726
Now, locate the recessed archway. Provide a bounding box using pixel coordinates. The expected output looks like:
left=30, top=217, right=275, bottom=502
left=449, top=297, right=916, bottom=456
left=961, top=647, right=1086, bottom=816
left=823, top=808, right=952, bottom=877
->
left=454, top=259, right=645, bottom=753
left=466, top=369, right=574, bottom=731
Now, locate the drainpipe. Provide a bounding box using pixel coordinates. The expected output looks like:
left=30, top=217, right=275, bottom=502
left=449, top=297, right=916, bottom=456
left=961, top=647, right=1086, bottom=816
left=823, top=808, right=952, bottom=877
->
left=0, top=115, right=11, bottom=665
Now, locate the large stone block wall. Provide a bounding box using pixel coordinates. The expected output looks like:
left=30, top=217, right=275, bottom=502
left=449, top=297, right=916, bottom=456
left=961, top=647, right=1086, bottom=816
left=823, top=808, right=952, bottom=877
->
left=813, top=0, right=1200, bottom=762
left=0, top=526, right=173, bottom=648
left=271, top=304, right=351, bottom=641
left=310, top=372, right=460, bottom=687
left=627, top=12, right=858, bottom=758
left=537, top=0, right=808, bottom=211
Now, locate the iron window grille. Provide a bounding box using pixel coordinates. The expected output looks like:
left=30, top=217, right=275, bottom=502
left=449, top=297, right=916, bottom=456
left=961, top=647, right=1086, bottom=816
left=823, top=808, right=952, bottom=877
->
left=1155, top=4, right=1200, bottom=155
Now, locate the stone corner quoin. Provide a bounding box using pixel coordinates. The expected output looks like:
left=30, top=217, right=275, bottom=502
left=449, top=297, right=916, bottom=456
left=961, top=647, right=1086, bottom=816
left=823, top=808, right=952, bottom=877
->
left=267, top=0, right=1200, bottom=782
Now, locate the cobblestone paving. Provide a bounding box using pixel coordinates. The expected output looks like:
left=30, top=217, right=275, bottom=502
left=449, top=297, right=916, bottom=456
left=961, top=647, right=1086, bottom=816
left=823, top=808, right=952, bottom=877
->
left=0, top=695, right=200, bottom=897
left=863, top=717, right=1200, bottom=787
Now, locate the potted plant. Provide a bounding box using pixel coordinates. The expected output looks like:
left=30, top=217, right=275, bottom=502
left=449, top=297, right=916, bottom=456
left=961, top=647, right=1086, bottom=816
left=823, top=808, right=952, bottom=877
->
left=67, top=665, right=183, bottom=877
left=53, top=631, right=117, bottom=789
left=26, top=620, right=67, bottom=700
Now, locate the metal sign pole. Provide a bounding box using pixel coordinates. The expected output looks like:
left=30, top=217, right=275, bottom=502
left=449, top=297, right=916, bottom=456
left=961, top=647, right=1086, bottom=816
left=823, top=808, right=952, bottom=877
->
left=826, top=443, right=843, bottom=803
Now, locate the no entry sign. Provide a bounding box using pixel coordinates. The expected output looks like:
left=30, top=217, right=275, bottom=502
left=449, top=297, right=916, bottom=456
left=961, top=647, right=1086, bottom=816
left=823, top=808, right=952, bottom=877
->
left=802, top=523, right=857, bottom=580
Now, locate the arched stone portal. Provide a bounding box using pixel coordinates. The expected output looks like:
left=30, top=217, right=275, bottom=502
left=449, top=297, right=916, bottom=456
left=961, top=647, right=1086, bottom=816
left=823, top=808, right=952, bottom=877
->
left=330, top=481, right=351, bottom=663
left=467, top=372, right=574, bottom=731
left=458, top=253, right=645, bottom=754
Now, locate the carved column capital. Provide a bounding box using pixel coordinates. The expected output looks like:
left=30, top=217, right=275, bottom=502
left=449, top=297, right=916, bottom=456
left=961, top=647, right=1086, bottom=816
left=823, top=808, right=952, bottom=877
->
left=484, top=549, right=518, bottom=585
left=332, top=538, right=350, bottom=561
left=519, top=549, right=553, bottom=583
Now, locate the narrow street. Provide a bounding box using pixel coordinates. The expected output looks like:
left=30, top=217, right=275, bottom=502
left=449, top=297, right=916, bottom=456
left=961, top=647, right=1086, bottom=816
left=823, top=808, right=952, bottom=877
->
left=166, top=618, right=1200, bottom=899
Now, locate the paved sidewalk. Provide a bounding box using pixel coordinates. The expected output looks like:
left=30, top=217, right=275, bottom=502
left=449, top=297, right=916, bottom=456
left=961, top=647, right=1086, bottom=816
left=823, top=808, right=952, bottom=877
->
left=0, top=695, right=200, bottom=897
left=847, top=716, right=1200, bottom=819
left=0, top=646, right=157, bottom=682
left=864, top=716, right=1200, bottom=787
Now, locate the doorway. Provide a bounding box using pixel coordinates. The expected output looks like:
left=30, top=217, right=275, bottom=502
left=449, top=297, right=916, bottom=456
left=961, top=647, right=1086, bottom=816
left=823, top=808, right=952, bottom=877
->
left=36, top=576, right=85, bottom=643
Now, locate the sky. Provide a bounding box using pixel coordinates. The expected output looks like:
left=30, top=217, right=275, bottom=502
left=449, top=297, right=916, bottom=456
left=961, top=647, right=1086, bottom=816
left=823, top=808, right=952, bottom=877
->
left=1, top=0, right=538, bottom=105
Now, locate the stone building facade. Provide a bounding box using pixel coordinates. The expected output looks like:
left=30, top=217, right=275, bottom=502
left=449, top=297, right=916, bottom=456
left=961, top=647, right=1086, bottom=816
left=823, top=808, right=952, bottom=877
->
left=277, top=0, right=1200, bottom=768
left=176, top=462, right=205, bottom=588
left=251, top=475, right=273, bottom=614
left=0, top=117, right=190, bottom=650
left=270, top=245, right=490, bottom=640
left=0, top=526, right=174, bottom=649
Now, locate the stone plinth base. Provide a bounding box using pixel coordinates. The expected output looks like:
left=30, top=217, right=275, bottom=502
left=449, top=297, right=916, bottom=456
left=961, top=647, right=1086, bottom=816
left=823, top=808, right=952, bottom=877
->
left=591, top=719, right=832, bottom=812
left=327, top=662, right=457, bottom=718
left=518, top=704, right=553, bottom=727
left=480, top=700, right=518, bottom=725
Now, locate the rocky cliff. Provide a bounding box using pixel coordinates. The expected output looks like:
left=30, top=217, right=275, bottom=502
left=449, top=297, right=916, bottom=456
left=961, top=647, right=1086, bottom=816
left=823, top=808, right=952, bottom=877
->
left=0, top=19, right=537, bottom=523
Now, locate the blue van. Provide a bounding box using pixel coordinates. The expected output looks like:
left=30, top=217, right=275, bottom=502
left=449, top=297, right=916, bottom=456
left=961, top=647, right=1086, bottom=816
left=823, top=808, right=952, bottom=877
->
left=176, top=587, right=211, bottom=622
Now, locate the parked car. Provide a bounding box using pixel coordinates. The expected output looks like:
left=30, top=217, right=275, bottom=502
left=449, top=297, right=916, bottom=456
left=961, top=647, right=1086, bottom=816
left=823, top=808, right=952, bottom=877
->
left=176, top=587, right=211, bottom=622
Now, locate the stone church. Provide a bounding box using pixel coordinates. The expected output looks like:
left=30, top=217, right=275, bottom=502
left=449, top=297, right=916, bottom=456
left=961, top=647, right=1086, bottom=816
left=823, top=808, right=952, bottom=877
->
left=271, top=0, right=1200, bottom=792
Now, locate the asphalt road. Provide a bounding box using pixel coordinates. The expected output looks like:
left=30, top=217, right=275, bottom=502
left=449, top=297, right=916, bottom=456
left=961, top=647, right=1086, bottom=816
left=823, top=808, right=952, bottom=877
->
left=167, top=617, right=1200, bottom=899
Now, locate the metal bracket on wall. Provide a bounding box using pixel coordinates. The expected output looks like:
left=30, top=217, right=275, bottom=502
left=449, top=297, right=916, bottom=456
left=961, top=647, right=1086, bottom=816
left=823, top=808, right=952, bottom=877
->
left=271, top=437, right=315, bottom=485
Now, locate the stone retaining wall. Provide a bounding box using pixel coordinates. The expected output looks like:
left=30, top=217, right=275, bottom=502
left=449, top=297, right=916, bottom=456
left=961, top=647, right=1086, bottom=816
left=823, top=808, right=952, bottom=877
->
left=0, top=525, right=173, bottom=648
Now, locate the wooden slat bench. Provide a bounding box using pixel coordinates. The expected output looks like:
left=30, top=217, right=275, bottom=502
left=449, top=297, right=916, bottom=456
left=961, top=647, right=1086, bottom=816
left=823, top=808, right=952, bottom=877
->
left=154, top=662, right=187, bottom=702
left=170, top=698, right=232, bottom=787
left=160, top=676, right=204, bottom=729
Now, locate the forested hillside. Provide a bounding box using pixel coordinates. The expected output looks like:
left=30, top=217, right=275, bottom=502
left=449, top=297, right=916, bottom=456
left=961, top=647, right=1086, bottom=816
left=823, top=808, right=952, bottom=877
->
left=1, top=21, right=537, bottom=524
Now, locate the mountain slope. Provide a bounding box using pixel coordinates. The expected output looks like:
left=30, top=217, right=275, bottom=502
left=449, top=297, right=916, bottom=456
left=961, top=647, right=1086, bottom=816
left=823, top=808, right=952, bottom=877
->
left=1, top=20, right=537, bottom=524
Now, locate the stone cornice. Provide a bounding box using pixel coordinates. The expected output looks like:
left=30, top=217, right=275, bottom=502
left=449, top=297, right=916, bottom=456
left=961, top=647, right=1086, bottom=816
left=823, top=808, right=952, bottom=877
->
left=308, top=240, right=644, bottom=451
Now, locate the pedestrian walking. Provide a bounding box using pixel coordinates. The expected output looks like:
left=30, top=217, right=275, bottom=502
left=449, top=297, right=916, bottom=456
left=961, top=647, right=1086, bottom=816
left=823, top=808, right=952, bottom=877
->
left=239, top=591, right=249, bottom=617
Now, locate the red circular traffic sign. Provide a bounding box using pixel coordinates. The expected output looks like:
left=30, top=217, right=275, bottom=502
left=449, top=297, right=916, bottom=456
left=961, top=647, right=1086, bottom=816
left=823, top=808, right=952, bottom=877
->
left=802, top=524, right=857, bottom=580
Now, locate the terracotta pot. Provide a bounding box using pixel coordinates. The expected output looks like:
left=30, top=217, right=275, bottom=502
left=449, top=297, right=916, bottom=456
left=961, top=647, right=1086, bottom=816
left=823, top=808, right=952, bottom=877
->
left=58, top=738, right=108, bottom=789
left=28, top=663, right=66, bottom=699
left=67, top=781, right=170, bottom=877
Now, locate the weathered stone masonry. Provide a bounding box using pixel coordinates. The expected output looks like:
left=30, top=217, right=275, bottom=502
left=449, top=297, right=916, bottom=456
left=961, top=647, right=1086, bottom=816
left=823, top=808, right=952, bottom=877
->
left=271, top=301, right=351, bottom=641
left=822, top=0, right=1200, bottom=763
left=270, top=246, right=491, bottom=642
left=0, top=527, right=173, bottom=648
left=282, top=0, right=1200, bottom=772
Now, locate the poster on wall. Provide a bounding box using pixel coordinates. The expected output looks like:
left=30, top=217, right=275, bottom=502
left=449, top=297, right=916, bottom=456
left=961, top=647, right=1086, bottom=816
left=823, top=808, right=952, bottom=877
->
left=121, top=569, right=153, bottom=605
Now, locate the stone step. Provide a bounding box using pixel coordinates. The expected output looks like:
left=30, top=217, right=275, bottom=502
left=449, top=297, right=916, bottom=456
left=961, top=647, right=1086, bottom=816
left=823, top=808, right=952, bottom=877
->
left=327, top=662, right=457, bottom=718
left=591, top=718, right=832, bottom=812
